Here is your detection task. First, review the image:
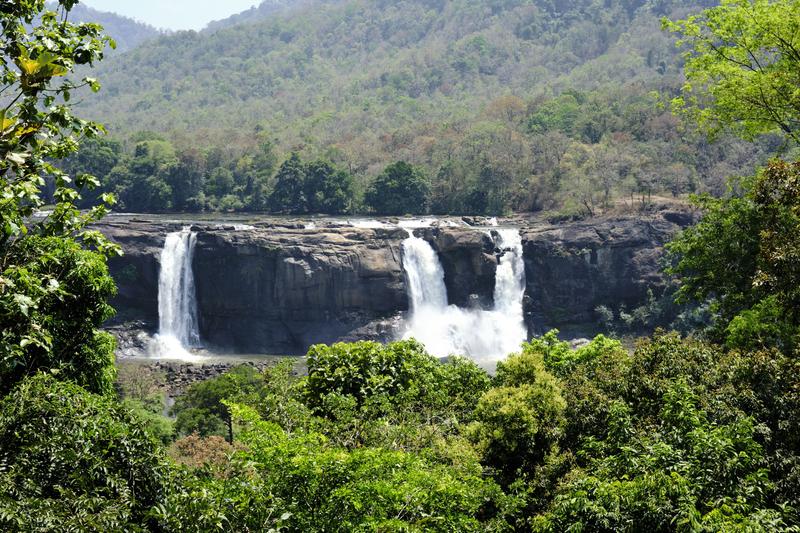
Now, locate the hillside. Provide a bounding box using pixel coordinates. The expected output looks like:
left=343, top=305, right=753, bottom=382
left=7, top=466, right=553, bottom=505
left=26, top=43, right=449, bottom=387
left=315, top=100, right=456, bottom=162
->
left=204, top=0, right=316, bottom=32
left=71, top=0, right=779, bottom=215
left=85, top=0, right=701, bottom=138
left=66, top=4, right=162, bottom=52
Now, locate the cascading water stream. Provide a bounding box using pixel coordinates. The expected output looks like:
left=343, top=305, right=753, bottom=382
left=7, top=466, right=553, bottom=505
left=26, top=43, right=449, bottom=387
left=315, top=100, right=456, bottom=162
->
left=402, top=230, right=449, bottom=312
left=150, top=228, right=201, bottom=359
left=488, top=229, right=529, bottom=357
left=401, top=228, right=528, bottom=365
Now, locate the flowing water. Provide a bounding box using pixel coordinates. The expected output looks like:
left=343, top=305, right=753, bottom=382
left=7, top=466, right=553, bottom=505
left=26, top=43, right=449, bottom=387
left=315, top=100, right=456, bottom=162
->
left=150, top=228, right=201, bottom=359
left=401, top=228, right=528, bottom=365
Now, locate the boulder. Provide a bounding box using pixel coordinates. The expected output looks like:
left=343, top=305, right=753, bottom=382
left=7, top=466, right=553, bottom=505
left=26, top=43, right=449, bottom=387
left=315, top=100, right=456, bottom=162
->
left=421, top=227, right=497, bottom=308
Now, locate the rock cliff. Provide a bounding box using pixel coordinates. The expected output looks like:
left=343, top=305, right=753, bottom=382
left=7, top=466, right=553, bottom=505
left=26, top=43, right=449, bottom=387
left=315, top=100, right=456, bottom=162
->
left=98, top=209, right=695, bottom=355
left=521, top=212, right=691, bottom=333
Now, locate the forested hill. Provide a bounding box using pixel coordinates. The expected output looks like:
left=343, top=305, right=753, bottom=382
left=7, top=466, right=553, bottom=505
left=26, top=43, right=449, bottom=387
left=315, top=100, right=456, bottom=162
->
left=86, top=0, right=709, bottom=138
left=64, top=4, right=162, bottom=52
left=73, top=0, right=780, bottom=215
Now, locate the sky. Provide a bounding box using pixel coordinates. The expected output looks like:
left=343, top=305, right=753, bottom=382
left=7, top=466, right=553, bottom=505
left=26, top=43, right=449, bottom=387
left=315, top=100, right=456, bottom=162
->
left=82, top=0, right=260, bottom=31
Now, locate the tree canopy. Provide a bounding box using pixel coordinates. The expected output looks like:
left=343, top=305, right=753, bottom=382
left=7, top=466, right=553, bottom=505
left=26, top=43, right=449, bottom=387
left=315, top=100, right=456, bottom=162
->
left=666, top=0, right=800, bottom=143
left=365, top=161, right=430, bottom=215
left=1, top=0, right=120, bottom=394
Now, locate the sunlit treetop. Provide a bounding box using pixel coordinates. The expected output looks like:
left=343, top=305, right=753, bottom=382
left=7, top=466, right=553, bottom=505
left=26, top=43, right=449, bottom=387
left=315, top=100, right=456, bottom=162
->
left=1, top=0, right=117, bottom=253
left=665, top=0, right=800, bottom=145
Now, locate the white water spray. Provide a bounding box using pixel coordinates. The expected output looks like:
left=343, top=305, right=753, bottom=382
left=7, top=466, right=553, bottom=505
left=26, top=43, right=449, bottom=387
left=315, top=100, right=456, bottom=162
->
left=401, top=228, right=528, bottom=365
left=150, top=228, right=201, bottom=359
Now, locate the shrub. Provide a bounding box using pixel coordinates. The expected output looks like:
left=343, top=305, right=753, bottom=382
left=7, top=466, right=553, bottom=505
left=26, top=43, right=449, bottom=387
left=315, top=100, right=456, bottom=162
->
left=472, top=349, right=566, bottom=482
left=0, top=236, right=117, bottom=395
left=303, top=340, right=441, bottom=415
left=172, top=365, right=264, bottom=440
left=303, top=341, right=490, bottom=421
left=515, top=330, right=626, bottom=378
left=0, top=375, right=168, bottom=531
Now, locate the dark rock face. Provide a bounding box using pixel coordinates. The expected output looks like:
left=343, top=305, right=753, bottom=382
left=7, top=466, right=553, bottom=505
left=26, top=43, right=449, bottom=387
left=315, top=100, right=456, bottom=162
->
left=192, top=227, right=408, bottom=354
left=97, top=210, right=694, bottom=355
left=521, top=215, right=687, bottom=332
left=422, top=228, right=498, bottom=308
left=102, top=220, right=174, bottom=324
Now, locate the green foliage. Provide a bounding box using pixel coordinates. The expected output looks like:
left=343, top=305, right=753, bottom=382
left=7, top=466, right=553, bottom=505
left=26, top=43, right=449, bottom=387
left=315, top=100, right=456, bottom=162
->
left=668, top=161, right=800, bottom=350
left=534, top=382, right=786, bottom=532
left=523, top=331, right=800, bottom=530
left=303, top=340, right=439, bottom=414
left=0, top=374, right=169, bottom=532
left=365, top=161, right=430, bottom=215
left=172, top=365, right=264, bottom=441
left=470, top=385, right=566, bottom=485
left=725, top=296, right=798, bottom=351
left=3, top=1, right=800, bottom=530
left=269, top=153, right=308, bottom=214
left=0, top=0, right=120, bottom=396
left=304, top=159, right=355, bottom=215
left=60, top=0, right=784, bottom=216
left=519, top=329, right=626, bottom=377
left=666, top=0, right=800, bottom=143
left=155, top=464, right=283, bottom=532
left=303, top=340, right=489, bottom=424
left=0, top=236, right=117, bottom=395
left=473, top=347, right=566, bottom=480
left=123, top=399, right=175, bottom=446
left=225, top=403, right=508, bottom=533
left=0, top=0, right=116, bottom=246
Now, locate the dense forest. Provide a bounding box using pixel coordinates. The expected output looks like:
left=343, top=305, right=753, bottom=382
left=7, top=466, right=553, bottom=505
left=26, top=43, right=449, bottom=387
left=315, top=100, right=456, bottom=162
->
left=64, top=0, right=794, bottom=215
left=2, top=0, right=800, bottom=531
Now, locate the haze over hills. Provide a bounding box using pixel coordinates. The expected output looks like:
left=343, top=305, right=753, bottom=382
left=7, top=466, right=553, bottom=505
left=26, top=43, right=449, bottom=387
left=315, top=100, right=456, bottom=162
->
left=63, top=4, right=163, bottom=52
left=204, top=0, right=318, bottom=32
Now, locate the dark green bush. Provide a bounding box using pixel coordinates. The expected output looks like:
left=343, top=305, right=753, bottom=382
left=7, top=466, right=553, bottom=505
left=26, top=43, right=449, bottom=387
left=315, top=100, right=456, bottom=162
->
left=0, top=375, right=168, bottom=532
left=172, top=365, right=264, bottom=440
left=364, top=161, right=431, bottom=215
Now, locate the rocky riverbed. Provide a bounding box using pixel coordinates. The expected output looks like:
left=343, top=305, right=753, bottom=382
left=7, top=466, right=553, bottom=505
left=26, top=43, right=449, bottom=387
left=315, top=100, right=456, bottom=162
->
left=124, top=358, right=298, bottom=396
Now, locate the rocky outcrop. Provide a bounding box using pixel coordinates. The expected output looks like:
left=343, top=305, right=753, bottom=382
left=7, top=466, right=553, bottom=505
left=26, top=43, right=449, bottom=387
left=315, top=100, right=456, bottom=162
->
left=103, top=221, right=411, bottom=354
left=143, top=360, right=281, bottom=396
left=521, top=212, right=693, bottom=332
left=97, top=209, right=695, bottom=355
left=192, top=226, right=408, bottom=353
left=423, top=228, right=498, bottom=308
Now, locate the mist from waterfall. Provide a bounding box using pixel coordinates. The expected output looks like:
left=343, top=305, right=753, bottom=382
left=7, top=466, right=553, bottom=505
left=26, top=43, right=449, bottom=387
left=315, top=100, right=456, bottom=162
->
left=401, top=228, right=528, bottom=365
left=150, top=228, right=201, bottom=359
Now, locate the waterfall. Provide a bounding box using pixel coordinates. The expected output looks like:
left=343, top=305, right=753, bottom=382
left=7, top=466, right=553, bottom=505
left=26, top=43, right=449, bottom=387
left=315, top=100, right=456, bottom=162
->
left=488, top=229, right=529, bottom=358
left=402, top=231, right=449, bottom=311
left=401, top=228, right=528, bottom=365
left=150, top=228, right=201, bottom=359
